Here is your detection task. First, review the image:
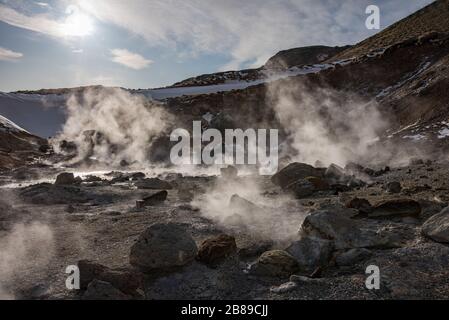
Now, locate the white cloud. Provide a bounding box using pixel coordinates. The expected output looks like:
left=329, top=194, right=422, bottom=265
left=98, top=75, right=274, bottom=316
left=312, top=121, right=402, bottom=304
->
left=0, top=1, right=435, bottom=70
left=75, top=0, right=434, bottom=70
left=0, top=47, right=23, bottom=61
left=0, top=4, right=63, bottom=37
left=110, top=48, right=153, bottom=70
left=0, top=4, right=94, bottom=38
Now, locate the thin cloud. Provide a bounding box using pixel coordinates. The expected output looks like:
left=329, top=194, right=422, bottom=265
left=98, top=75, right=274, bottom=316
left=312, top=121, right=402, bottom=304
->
left=110, top=49, right=153, bottom=70
left=0, top=4, right=62, bottom=37
left=0, top=47, right=23, bottom=62
left=75, top=0, right=434, bottom=70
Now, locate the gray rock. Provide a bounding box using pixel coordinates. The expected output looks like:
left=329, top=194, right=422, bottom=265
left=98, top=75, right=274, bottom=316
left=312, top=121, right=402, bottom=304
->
left=271, top=163, right=323, bottom=189
left=129, top=223, right=198, bottom=272
left=250, top=250, right=299, bottom=278
left=422, top=207, right=449, bottom=243
left=286, top=236, right=333, bottom=271
left=335, top=248, right=372, bottom=266
left=301, top=209, right=401, bottom=250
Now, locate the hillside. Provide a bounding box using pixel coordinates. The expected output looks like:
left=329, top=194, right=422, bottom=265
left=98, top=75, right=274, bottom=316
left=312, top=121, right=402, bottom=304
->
left=332, top=0, right=449, bottom=60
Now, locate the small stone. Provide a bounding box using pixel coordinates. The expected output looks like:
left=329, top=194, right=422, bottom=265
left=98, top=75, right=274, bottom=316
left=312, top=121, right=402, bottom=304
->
left=54, top=172, right=78, bottom=185
left=82, top=280, right=130, bottom=300
left=270, top=281, right=298, bottom=294
left=197, top=234, right=237, bottom=267
left=345, top=198, right=373, bottom=214
left=386, top=181, right=402, bottom=194
left=129, top=223, right=198, bottom=272
left=250, top=250, right=299, bottom=278
left=136, top=190, right=168, bottom=208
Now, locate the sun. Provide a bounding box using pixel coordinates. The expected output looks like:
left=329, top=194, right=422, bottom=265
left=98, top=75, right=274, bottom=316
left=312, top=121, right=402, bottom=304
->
left=61, top=9, right=94, bottom=37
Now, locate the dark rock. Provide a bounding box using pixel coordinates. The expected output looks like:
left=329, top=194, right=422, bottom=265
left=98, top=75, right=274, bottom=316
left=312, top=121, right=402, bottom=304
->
left=371, top=199, right=421, bottom=218
left=136, top=191, right=168, bottom=208
left=238, top=240, right=273, bottom=259
left=129, top=223, right=198, bottom=272
left=304, top=176, right=330, bottom=191
left=78, top=260, right=142, bottom=295
left=335, top=248, right=372, bottom=266
left=78, top=260, right=108, bottom=290
left=197, top=234, right=237, bottom=267
left=345, top=197, right=373, bottom=214
left=286, top=179, right=315, bottom=198
left=134, top=178, right=172, bottom=190
left=250, top=250, right=299, bottom=277
left=422, top=207, right=449, bottom=243
left=271, top=163, right=323, bottom=189
left=54, top=172, right=78, bottom=185
left=20, top=183, right=91, bottom=205
left=386, top=181, right=402, bottom=194
left=286, top=236, right=333, bottom=272
left=324, top=164, right=346, bottom=183
left=301, top=209, right=401, bottom=249
left=82, top=280, right=130, bottom=300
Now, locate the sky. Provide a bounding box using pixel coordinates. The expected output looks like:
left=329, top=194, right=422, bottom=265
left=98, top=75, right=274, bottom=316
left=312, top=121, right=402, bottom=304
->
left=0, top=0, right=435, bottom=92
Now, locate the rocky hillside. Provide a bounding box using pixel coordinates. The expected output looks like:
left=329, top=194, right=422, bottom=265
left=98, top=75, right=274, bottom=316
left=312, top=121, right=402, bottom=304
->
left=0, top=114, right=48, bottom=171
left=164, top=1, right=449, bottom=165
left=333, top=0, right=449, bottom=60
left=265, top=45, right=350, bottom=70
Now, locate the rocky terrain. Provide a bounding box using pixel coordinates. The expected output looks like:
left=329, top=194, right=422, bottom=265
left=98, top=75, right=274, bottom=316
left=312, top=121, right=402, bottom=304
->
left=1, top=0, right=449, bottom=300
left=1, top=159, right=449, bottom=300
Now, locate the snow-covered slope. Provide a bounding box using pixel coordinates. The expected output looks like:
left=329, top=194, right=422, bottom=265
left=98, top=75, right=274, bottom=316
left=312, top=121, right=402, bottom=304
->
left=0, top=92, right=66, bottom=137
left=0, top=114, right=27, bottom=133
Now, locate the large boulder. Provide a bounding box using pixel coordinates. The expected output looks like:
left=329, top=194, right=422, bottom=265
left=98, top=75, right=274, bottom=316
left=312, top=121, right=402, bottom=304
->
left=371, top=199, right=421, bottom=218
left=422, top=207, right=449, bottom=243
left=250, top=250, right=299, bottom=277
left=301, top=209, right=401, bottom=249
left=197, top=234, right=237, bottom=267
left=286, top=236, right=333, bottom=272
left=271, top=163, right=323, bottom=189
left=129, top=223, right=198, bottom=272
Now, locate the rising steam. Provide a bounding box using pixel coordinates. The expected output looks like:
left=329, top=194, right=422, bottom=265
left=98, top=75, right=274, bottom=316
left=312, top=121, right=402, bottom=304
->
left=53, top=87, right=173, bottom=167
left=267, top=80, right=389, bottom=167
